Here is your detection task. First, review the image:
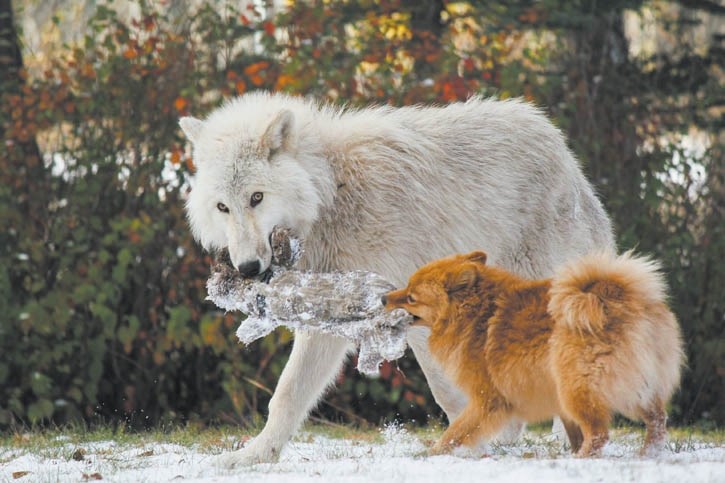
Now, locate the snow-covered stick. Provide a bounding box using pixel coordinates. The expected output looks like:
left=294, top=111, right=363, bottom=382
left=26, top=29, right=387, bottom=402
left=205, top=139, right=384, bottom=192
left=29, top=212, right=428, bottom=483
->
left=206, top=228, right=412, bottom=376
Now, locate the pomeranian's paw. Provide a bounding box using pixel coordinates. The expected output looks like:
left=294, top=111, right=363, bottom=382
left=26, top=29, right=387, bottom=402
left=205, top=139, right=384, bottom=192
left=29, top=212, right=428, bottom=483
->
left=428, top=441, right=453, bottom=456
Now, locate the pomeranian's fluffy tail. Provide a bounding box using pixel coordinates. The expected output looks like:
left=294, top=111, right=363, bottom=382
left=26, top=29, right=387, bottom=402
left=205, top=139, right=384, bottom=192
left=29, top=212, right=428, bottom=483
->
left=548, top=250, right=669, bottom=333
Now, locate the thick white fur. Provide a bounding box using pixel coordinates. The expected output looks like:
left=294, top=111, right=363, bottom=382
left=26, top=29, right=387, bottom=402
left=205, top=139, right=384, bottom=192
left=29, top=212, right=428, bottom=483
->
left=180, top=92, right=614, bottom=466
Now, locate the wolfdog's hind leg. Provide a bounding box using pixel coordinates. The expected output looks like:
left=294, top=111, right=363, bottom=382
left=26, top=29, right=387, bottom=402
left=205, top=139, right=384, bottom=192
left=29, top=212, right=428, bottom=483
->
left=213, top=331, right=352, bottom=467
left=407, top=327, right=467, bottom=418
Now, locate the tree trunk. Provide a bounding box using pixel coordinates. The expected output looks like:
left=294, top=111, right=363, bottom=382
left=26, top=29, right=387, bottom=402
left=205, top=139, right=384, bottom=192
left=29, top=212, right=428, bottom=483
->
left=0, top=0, right=23, bottom=88
left=0, top=0, right=47, bottom=231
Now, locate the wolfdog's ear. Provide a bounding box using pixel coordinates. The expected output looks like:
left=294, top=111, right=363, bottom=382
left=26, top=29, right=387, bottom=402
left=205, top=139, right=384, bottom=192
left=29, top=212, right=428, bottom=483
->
left=466, top=251, right=487, bottom=265
left=262, top=110, right=295, bottom=156
left=179, top=117, right=204, bottom=144
left=446, top=264, right=478, bottom=293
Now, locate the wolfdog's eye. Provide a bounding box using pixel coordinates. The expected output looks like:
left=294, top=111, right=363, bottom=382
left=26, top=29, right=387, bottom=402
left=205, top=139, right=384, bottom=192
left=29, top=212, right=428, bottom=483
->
left=407, top=294, right=416, bottom=304
left=216, top=202, right=229, bottom=213
left=250, top=192, right=264, bottom=207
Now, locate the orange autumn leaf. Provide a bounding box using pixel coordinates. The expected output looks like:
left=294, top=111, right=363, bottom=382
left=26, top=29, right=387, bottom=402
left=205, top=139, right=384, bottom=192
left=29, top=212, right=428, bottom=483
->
left=275, top=74, right=294, bottom=90
left=128, top=230, right=142, bottom=244
left=81, top=64, right=96, bottom=79
left=142, top=15, right=155, bottom=31
left=174, top=97, right=188, bottom=112
left=123, top=48, right=139, bottom=60
left=244, top=61, right=269, bottom=76
left=249, top=74, right=264, bottom=87
left=185, top=157, right=195, bottom=172
left=519, top=8, right=542, bottom=24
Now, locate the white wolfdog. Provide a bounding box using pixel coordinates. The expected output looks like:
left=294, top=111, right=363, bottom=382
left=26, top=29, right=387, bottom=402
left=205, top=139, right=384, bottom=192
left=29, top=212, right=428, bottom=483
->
left=180, top=92, right=614, bottom=466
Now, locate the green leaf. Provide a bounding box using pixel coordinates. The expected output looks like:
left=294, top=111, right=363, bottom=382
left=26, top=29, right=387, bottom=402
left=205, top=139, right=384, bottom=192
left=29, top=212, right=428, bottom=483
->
left=90, top=302, right=117, bottom=336
left=118, top=315, right=140, bottom=348
left=73, top=283, right=97, bottom=305
left=30, top=372, right=53, bottom=397
left=27, top=399, right=54, bottom=424
left=67, top=386, right=83, bottom=403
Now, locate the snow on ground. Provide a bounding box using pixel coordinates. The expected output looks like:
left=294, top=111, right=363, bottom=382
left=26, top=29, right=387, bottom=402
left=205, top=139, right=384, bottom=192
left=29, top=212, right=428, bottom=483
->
left=2, top=425, right=723, bottom=483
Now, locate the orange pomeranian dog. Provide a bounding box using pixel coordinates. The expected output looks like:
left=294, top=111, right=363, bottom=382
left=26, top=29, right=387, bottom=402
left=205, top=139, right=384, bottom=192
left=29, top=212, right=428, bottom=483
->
left=383, top=250, right=684, bottom=457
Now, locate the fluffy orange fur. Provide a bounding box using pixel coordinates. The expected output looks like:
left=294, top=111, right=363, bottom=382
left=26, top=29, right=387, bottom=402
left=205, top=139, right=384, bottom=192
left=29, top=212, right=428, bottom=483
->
left=383, top=250, right=684, bottom=457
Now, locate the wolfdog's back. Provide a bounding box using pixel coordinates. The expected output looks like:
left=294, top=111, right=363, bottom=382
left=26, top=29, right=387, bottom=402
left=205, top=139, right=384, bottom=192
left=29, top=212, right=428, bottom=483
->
left=300, top=96, right=615, bottom=282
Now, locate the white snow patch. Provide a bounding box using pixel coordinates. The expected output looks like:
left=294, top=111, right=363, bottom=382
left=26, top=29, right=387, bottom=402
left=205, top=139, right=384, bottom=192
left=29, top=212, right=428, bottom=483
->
left=2, top=430, right=723, bottom=483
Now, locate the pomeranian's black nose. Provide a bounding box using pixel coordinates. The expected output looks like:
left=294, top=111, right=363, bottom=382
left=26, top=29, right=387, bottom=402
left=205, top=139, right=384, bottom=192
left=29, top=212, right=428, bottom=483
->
left=237, top=260, right=261, bottom=278
left=380, top=294, right=388, bottom=306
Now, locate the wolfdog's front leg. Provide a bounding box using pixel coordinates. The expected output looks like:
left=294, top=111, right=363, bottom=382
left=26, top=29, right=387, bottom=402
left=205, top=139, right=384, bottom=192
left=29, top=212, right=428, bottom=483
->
left=406, top=326, right=467, bottom=419
left=214, top=331, right=352, bottom=467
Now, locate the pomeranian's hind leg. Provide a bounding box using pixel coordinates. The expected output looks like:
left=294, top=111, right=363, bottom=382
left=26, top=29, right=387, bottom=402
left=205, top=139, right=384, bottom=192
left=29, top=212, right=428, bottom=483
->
left=639, top=398, right=668, bottom=456
left=559, top=386, right=611, bottom=457
left=561, top=416, right=584, bottom=454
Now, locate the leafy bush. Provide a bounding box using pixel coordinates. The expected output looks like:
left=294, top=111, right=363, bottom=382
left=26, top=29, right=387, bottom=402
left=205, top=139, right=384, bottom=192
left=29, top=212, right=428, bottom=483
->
left=0, top=0, right=721, bottom=429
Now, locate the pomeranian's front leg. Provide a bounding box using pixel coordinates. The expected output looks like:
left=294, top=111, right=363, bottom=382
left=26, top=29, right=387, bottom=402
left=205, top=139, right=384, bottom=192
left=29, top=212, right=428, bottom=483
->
left=430, top=403, right=510, bottom=455
left=213, top=332, right=352, bottom=467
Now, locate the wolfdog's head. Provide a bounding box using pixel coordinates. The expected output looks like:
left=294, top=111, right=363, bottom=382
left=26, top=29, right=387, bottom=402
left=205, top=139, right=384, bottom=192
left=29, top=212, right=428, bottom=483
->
left=180, top=93, right=323, bottom=277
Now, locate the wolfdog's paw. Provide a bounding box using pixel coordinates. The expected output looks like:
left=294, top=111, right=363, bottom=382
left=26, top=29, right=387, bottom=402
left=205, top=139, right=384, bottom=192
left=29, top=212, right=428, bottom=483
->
left=210, top=440, right=281, bottom=468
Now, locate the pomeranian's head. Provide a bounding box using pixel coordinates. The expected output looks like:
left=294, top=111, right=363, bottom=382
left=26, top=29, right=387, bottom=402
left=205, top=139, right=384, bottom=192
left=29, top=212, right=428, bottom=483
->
left=382, top=251, right=488, bottom=327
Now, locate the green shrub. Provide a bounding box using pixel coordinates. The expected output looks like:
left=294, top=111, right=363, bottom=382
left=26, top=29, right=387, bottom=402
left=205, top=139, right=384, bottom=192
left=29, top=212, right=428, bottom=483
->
left=1, top=0, right=721, bottom=429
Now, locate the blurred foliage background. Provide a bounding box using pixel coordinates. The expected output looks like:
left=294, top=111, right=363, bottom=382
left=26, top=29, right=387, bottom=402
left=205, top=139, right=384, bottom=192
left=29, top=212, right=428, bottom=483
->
left=0, top=0, right=722, bottom=431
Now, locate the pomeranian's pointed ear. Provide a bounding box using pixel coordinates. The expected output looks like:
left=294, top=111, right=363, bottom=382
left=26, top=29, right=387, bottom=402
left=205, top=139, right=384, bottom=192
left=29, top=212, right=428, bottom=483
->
left=447, top=265, right=478, bottom=293
left=179, top=117, right=204, bottom=144
left=262, top=109, right=295, bottom=156
left=466, top=251, right=487, bottom=265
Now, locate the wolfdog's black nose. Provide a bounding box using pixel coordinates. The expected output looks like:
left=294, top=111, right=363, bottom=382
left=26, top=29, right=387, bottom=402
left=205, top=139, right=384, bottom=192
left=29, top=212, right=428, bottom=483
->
left=380, top=294, right=388, bottom=306
left=237, top=260, right=261, bottom=278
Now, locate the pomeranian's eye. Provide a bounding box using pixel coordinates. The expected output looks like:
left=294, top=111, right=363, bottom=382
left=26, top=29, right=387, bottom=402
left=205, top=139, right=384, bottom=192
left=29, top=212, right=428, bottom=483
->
left=217, top=202, right=229, bottom=213
left=407, top=294, right=416, bottom=304
left=251, top=192, right=264, bottom=207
